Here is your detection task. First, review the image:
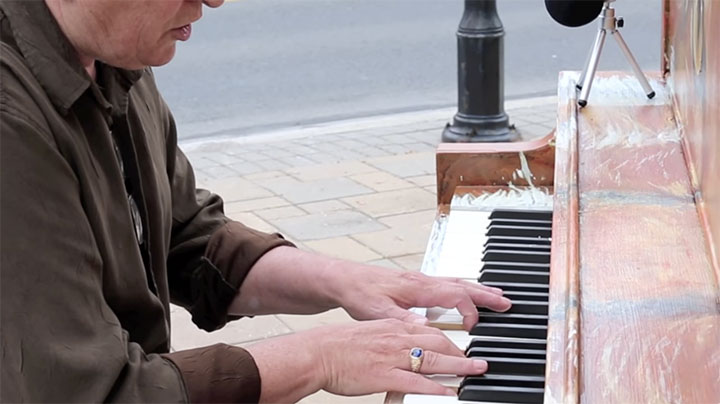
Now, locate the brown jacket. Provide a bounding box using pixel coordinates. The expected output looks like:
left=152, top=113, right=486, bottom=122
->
left=0, top=1, right=292, bottom=402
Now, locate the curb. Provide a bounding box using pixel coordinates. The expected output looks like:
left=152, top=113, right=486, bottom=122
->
left=180, top=95, right=557, bottom=150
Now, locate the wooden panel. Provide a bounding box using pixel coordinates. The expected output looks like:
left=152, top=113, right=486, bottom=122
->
left=435, top=134, right=555, bottom=210
left=544, top=71, right=580, bottom=404
left=665, top=0, right=720, bottom=282
left=574, top=73, right=720, bottom=402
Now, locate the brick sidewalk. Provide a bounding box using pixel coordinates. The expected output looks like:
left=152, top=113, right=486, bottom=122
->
left=171, top=96, right=557, bottom=404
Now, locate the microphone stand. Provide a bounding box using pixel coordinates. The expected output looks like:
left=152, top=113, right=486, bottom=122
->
left=576, top=0, right=655, bottom=107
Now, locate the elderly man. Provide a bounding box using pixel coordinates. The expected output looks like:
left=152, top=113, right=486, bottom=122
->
left=0, top=0, right=511, bottom=402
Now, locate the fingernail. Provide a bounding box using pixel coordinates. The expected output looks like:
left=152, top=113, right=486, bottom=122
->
left=444, top=388, right=457, bottom=396
left=413, top=317, right=429, bottom=325
left=490, top=287, right=503, bottom=295
left=473, top=359, right=488, bottom=372
left=501, top=297, right=512, bottom=306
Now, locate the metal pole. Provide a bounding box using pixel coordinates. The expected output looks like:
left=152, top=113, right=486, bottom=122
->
left=442, top=0, right=517, bottom=142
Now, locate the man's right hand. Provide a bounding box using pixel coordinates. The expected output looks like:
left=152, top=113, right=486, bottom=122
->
left=245, top=319, right=489, bottom=403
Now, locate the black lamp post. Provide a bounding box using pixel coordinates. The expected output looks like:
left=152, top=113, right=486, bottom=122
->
left=442, top=0, right=518, bottom=143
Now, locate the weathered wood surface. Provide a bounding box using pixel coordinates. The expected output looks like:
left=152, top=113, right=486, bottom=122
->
left=435, top=134, right=555, bottom=211
left=665, top=0, right=720, bottom=287
left=546, top=71, right=720, bottom=404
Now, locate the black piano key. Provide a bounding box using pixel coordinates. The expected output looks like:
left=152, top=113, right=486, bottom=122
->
left=461, top=374, right=545, bottom=389
left=485, top=236, right=551, bottom=246
left=481, top=282, right=549, bottom=293
left=482, top=262, right=550, bottom=272
left=478, top=312, right=548, bottom=325
left=487, top=225, right=552, bottom=239
left=488, top=219, right=552, bottom=228
left=466, top=347, right=546, bottom=360
left=483, top=242, right=551, bottom=253
left=467, top=337, right=547, bottom=351
left=470, top=322, right=547, bottom=339
left=458, top=385, right=545, bottom=403
left=471, top=356, right=545, bottom=375
left=500, top=291, right=549, bottom=302
left=483, top=250, right=551, bottom=264
left=478, top=299, right=548, bottom=315
left=490, top=209, right=553, bottom=221
left=479, top=269, right=550, bottom=284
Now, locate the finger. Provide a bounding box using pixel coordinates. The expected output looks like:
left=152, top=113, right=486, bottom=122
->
left=411, top=285, right=480, bottom=331
left=441, top=277, right=505, bottom=295
left=414, top=349, right=488, bottom=376
left=466, top=286, right=512, bottom=312
left=387, top=369, right=456, bottom=396
left=409, top=335, right=465, bottom=358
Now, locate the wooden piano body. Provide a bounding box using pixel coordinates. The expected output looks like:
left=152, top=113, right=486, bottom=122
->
left=388, top=1, right=720, bottom=402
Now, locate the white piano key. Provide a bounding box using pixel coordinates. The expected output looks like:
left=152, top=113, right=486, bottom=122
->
left=426, top=307, right=463, bottom=329
left=444, top=330, right=472, bottom=350
left=402, top=394, right=496, bottom=404
left=433, top=210, right=491, bottom=280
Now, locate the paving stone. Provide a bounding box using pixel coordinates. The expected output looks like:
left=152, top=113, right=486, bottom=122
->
left=262, top=176, right=373, bottom=204
left=276, top=308, right=355, bottom=333
left=202, top=165, right=241, bottom=179
left=335, top=139, right=367, bottom=149
left=170, top=306, right=292, bottom=350
left=224, top=196, right=290, bottom=213
left=202, top=176, right=274, bottom=202
left=333, top=149, right=366, bottom=161
left=226, top=161, right=264, bottom=175
left=364, top=152, right=435, bottom=178
left=378, top=209, right=437, bottom=229
left=243, top=170, right=287, bottom=181
left=406, top=174, right=436, bottom=187
left=298, top=200, right=351, bottom=214
left=304, top=236, right=382, bottom=262
left=256, top=205, right=307, bottom=220
left=384, top=133, right=420, bottom=144
left=230, top=151, right=272, bottom=162
left=391, top=253, right=426, bottom=271
left=225, top=211, right=278, bottom=234
left=356, top=146, right=389, bottom=158
left=284, top=155, right=318, bottom=167
left=306, top=152, right=344, bottom=164
left=342, top=188, right=435, bottom=217
left=269, top=210, right=385, bottom=241
left=424, top=185, right=437, bottom=194
left=517, top=123, right=554, bottom=140
left=287, top=161, right=376, bottom=181
left=352, top=219, right=433, bottom=257
left=349, top=171, right=414, bottom=192
left=186, top=155, right=222, bottom=170
left=256, top=159, right=291, bottom=171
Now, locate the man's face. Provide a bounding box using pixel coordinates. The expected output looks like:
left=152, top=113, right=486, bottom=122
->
left=59, top=0, right=224, bottom=69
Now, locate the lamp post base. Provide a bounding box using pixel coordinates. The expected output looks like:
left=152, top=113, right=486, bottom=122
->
left=441, top=113, right=519, bottom=143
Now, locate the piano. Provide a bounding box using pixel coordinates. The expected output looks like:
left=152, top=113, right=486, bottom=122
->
left=386, top=1, right=720, bottom=403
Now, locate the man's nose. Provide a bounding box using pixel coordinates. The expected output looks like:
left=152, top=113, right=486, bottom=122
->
left=203, top=0, right=224, bottom=8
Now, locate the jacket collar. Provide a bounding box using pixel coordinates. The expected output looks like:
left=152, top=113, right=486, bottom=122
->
left=0, top=0, right=143, bottom=115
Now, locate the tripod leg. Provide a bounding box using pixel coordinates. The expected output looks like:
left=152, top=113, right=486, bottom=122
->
left=577, top=28, right=604, bottom=90
left=578, top=29, right=606, bottom=107
left=612, top=30, right=655, bottom=98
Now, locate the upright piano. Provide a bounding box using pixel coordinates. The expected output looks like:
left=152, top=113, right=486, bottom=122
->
left=387, top=1, right=719, bottom=402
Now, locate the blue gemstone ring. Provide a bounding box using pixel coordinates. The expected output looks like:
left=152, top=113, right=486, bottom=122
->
left=409, top=347, right=424, bottom=372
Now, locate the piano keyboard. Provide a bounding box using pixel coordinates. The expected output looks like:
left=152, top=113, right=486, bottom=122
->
left=406, top=209, right=552, bottom=404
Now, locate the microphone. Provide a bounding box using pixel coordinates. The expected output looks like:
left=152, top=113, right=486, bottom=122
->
left=545, top=0, right=605, bottom=27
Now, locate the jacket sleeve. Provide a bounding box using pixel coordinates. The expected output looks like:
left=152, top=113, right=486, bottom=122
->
left=162, top=104, right=294, bottom=333
left=0, top=106, right=188, bottom=403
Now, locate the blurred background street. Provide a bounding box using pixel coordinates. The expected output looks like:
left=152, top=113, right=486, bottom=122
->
left=154, top=0, right=661, bottom=141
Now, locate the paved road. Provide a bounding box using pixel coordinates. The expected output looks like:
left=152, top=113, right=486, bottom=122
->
left=154, top=0, right=661, bottom=140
